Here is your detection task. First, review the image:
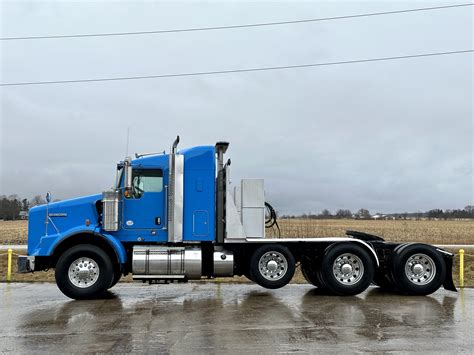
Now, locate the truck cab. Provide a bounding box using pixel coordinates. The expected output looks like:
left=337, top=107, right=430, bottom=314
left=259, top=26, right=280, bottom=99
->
left=19, top=137, right=455, bottom=299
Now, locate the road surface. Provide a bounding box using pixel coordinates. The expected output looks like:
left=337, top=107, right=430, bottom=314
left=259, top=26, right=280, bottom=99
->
left=0, top=283, right=472, bottom=353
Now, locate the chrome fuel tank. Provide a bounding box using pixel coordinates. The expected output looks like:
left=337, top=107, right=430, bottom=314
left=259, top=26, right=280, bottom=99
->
left=132, top=246, right=201, bottom=280
left=213, top=250, right=234, bottom=277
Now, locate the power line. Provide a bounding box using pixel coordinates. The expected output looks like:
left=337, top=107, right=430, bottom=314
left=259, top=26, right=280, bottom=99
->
left=1, top=49, right=472, bottom=87
left=1, top=3, right=472, bottom=41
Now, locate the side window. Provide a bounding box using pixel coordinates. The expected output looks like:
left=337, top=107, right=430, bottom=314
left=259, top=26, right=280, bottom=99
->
left=131, top=169, right=163, bottom=199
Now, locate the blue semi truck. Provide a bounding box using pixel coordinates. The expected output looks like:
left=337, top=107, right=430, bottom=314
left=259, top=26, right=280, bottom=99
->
left=18, top=137, right=456, bottom=299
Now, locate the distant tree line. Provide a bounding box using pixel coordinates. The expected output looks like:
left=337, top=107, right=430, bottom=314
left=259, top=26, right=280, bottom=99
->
left=1, top=193, right=473, bottom=221
left=426, top=207, right=474, bottom=220
left=283, top=208, right=375, bottom=220
left=282, top=206, right=474, bottom=220
left=0, top=195, right=51, bottom=220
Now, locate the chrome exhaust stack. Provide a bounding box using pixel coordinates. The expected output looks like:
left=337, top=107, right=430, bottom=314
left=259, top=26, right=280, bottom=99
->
left=167, top=136, right=184, bottom=243
left=215, top=142, right=229, bottom=243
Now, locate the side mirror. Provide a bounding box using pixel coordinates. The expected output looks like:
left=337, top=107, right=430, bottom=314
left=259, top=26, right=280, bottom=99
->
left=46, top=191, right=52, bottom=203
left=123, top=157, right=133, bottom=198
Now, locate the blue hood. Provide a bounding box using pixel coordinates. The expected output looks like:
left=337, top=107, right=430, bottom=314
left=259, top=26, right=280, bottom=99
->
left=28, top=194, right=102, bottom=254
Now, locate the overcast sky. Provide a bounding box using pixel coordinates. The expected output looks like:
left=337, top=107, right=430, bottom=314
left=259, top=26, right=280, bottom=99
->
left=0, top=1, right=472, bottom=214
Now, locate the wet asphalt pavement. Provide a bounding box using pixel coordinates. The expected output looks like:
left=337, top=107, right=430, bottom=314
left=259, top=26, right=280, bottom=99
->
left=0, top=283, right=472, bottom=353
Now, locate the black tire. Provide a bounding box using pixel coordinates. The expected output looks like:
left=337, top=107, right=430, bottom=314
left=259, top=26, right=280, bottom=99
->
left=372, top=244, right=408, bottom=291
left=55, top=244, right=115, bottom=300
left=319, top=243, right=375, bottom=296
left=390, top=243, right=445, bottom=296
left=301, top=262, right=327, bottom=290
left=109, top=266, right=122, bottom=289
left=250, top=244, right=295, bottom=289
left=372, top=271, right=395, bottom=291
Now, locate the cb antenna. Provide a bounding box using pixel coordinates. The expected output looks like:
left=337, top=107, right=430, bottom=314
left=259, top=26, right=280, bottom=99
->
left=125, top=127, right=130, bottom=156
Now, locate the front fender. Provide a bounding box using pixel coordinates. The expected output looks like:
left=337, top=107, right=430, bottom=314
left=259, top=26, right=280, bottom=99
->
left=31, top=225, right=97, bottom=256
left=94, top=231, right=127, bottom=264
left=33, top=226, right=127, bottom=265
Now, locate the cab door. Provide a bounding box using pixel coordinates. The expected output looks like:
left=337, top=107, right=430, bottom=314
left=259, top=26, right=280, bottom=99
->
left=122, top=168, right=166, bottom=238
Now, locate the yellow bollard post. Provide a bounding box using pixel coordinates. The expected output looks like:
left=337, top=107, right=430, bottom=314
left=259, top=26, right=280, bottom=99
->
left=7, top=248, right=12, bottom=282
left=459, top=249, right=464, bottom=288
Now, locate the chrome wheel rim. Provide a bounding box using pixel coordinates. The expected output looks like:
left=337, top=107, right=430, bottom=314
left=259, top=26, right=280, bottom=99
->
left=68, top=257, right=100, bottom=288
left=333, top=253, right=364, bottom=285
left=258, top=251, right=288, bottom=281
left=405, top=253, right=436, bottom=285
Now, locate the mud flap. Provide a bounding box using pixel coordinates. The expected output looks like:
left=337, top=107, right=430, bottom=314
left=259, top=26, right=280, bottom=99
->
left=441, top=253, right=457, bottom=292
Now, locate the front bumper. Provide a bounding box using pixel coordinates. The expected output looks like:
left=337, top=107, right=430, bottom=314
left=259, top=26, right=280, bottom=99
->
left=17, top=256, right=35, bottom=273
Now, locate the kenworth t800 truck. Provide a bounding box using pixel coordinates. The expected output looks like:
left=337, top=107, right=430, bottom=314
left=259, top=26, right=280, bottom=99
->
left=18, top=137, right=456, bottom=299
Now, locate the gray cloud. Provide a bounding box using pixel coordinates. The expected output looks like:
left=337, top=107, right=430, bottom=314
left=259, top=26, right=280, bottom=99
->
left=1, top=1, right=472, bottom=214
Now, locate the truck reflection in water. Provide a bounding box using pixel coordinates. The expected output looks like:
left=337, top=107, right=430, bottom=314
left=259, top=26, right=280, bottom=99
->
left=16, top=285, right=464, bottom=353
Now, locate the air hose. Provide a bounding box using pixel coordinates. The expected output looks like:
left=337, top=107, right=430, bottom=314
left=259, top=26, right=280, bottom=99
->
left=265, top=202, right=281, bottom=237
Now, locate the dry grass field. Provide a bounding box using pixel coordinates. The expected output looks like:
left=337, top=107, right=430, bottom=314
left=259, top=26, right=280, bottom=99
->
left=0, top=220, right=28, bottom=244
left=1, top=219, right=473, bottom=245
left=266, top=218, right=474, bottom=244
left=1, top=219, right=473, bottom=286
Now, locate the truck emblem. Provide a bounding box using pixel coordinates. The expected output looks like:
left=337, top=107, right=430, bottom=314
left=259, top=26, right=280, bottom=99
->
left=126, top=220, right=134, bottom=226
left=48, top=213, right=67, bottom=217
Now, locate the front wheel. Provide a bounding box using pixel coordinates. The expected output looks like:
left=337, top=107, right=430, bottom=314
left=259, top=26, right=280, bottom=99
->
left=250, top=245, right=295, bottom=289
left=55, top=244, right=114, bottom=300
left=109, top=267, right=122, bottom=289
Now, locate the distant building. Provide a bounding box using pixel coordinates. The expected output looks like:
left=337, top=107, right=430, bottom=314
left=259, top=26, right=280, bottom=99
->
left=19, top=211, right=29, bottom=220
left=372, top=214, right=390, bottom=220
